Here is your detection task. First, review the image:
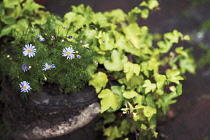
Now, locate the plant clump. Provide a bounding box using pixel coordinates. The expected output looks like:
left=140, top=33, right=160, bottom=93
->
left=0, top=15, right=96, bottom=94
left=0, top=0, right=196, bottom=139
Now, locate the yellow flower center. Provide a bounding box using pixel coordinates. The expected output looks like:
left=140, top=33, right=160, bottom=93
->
left=66, top=52, right=71, bottom=55
left=47, top=65, right=51, bottom=68
left=23, top=86, right=27, bottom=89
left=28, top=49, right=32, bottom=53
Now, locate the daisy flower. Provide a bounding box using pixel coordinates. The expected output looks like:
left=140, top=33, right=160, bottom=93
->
left=42, top=63, right=56, bottom=71
left=77, top=55, right=81, bottom=59
left=19, top=81, right=32, bottom=93
left=39, top=37, right=45, bottom=42
left=22, top=64, right=31, bottom=72
left=62, top=47, right=75, bottom=59
left=23, top=44, right=36, bottom=58
left=38, top=34, right=45, bottom=42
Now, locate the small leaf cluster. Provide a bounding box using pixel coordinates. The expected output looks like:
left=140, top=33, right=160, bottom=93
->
left=0, top=0, right=50, bottom=37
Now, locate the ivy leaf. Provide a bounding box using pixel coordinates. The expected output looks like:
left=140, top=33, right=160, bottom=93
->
left=142, top=80, right=156, bottom=94
left=140, top=62, right=149, bottom=77
left=146, top=94, right=156, bottom=108
left=89, top=72, right=108, bottom=93
left=183, top=35, right=190, bottom=41
left=141, top=9, right=149, bottom=19
left=157, top=40, right=172, bottom=53
left=123, top=90, right=138, bottom=99
left=0, top=25, right=12, bottom=37
left=98, top=89, right=119, bottom=113
left=3, top=0, right=21, bottom=8
left=169, top=86, right=176, bottom=92
left=64, top=12, right=77, bottom=23
left=94, top=12, right=108, bottom=27
left=110, top=86, right=125, bottom=110
left=127, top=75, right=144, bottom=90
left=140, top=0, right=159, bottom=10
left=15, top=19, right=29, bottom=32
left=111, top=86, right=125, bottom=96
left=1, top=16, right=16, bottom=25
left=157, top=91, right=178, bottom=114
left=147, top=0, right=159, bottom=10
left=128, top=7, right=141, bottom=23
left=105, top=9, right=126, bottom=22
left=123, top=23, right=142, bottom=49
left=104, top=126, right=121, bottom=140
left=143, top=106, right=157, bottom=121
left=180, top=57, right=196, bottom=74
left=22, top=0, right=44, bottom=12
left=134, top=94, right=144, bottom=105
left=155, top=74, right=166, bottom=89
left=124, top=62, right=140, bottom=81
left=141, top=124, right=147, bottom=130
left=104, top=50, right=128, bottom=71
left=102, top=113, right=116, bottom=124
left=139, top=1, right=148, bottom=7
left=150, top=116, right=158, bottom=138
left=115, top=35, right=141, bottom=57
left=119, top=119, right=131, bottom=136
left=166, top=69, right=184, bottom=84
left=175, top=47, right=189, bottom=58
left=164, top=30, right=181, bottom=44
left=86, top=64, right=97, bottom=76
left=99, top=32, right=114, bottom=51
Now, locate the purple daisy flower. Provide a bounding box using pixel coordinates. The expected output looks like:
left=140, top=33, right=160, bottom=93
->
left=23, top=44, right=36, bottom=58
left=22, top=64, right=31, bottom=72
left=38, top=34, right=45, bottom=42
left=62, top=47, right=75, bottom=59
left=19, top=81, right=32, bottom=93
left=42, top=63, right=56, bottom=71
left=77, top=55, right=82, bottom=59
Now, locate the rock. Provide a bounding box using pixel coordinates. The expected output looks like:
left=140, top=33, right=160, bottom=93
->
left=1, top=76, right=100, bottom=140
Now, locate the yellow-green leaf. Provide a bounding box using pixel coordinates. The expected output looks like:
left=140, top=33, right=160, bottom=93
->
left=142, top=80, right=156, bottom=94
left=169, top=86, right=176, bottom=92
left=104, top=126, right=121, bottom=140
left=104, top=50, right=128, bottom=71
left=155, top=74, right=166, bottom=89
left=141, top=9, right=149, bottom=19
left=166, top=69, right=184, bottom=84
left=123, top=90, right=138, bottom=99
left=124, top=62, right=140, bottom=81
left=164, top=30, right=181, bottom=44
left=89, top=72, right=108, bottom=93
left=148, top=0, right=159, bottom=10
left=98, top=89, right=119, bottom=113
left=143, top=106, right=157, bottom=120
